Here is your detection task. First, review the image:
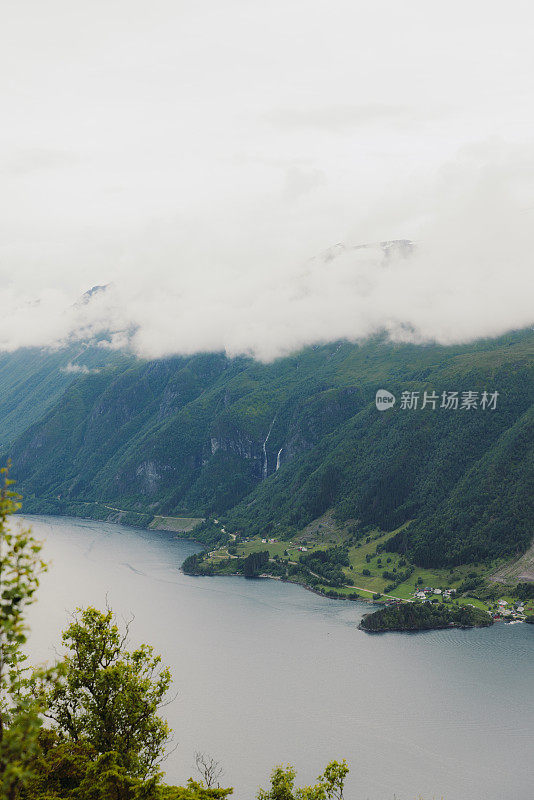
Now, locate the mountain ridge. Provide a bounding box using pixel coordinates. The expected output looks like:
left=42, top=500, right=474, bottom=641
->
left=4, top=328, right=533, bottom=570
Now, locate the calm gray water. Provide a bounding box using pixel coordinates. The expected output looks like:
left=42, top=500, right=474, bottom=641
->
left=22, top=515, right=534, bottom=800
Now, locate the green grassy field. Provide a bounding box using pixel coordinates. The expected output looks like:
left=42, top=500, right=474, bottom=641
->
left=203, top=514, right=533, bottom=612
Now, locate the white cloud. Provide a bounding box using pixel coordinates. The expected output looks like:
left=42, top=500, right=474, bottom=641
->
left=0, top=1, right=533, bottom=360
left=265, top=104, right=426, bottom=131
left=60, top=362, right=101, bottom=374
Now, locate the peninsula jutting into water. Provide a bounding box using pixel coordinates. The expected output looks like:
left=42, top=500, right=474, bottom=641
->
left=359, top=600, right=493, bottom=631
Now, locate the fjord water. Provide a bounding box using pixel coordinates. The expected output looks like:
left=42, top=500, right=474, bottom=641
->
left=24, top=516, right=533, bottom=800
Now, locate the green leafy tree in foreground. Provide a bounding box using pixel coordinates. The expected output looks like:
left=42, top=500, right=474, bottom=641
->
left=36, top=606, right=173, bottom=781
left=257, top=760, right=348, bottom=800
left=24, top=607, right=236, bottom=799
left=160, top=780, right=233, bottom=799
left=0, top=463, right=48, bottom=798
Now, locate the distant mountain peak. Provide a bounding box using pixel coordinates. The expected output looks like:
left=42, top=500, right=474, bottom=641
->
left=76, top=284, right=110, bottom=307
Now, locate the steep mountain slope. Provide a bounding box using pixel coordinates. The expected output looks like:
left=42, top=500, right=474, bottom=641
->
left=222, top=335, right=533, bottom=563
left=0, top=344, right=130, bottom=448
left=388, top=404, right=534, bottom=565
left=7, top=330, right=534, bottom=568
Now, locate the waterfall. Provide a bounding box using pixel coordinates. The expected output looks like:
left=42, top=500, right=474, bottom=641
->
left=276, top=448, right=283, bottom=471
left=262, top=416, right=276, bottom=479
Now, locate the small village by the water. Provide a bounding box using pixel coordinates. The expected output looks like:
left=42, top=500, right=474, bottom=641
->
left=200, top=525, right=534, bottom=625
left=409, top=587, right=531, bottom=623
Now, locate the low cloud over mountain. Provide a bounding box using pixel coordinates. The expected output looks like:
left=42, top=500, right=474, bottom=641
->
left=0, top=140, right=533, bottom=361
left=0, top=2, right=533, bottom=360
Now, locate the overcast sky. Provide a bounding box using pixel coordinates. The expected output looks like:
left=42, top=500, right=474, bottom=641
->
left=1, top=0, right=533, bottom=359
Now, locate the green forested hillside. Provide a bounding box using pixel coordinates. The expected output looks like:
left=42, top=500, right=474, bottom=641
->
left=0, top=344, right=131, bottom=448
left=388, top=403, right=534, bottom=566
left=6, top=330, right=534, bottom=569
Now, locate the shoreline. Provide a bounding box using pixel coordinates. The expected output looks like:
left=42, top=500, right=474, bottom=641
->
left=183, top=567, right=386, bottom=606
left=17, top=507, right=208, bottom=546
left=17, top=502, right=206, bottom=537
left=19, top=512, right=532, bottom=631
left=18, top=509, right=534, bottom=617
left=20, top=508, right=384, bottom=606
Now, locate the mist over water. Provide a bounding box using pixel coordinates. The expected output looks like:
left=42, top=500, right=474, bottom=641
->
left=25, top=516, right=534, bottom=800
